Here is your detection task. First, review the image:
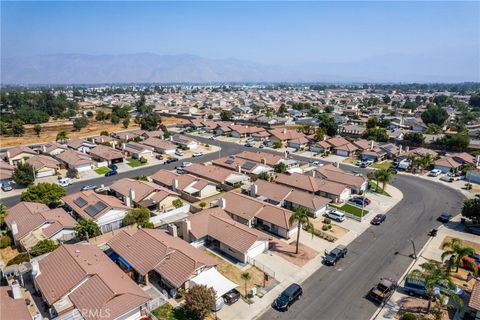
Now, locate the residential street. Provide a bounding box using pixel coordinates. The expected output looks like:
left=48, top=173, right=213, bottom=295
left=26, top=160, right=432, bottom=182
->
left=258, top=174, right=466, bottom=320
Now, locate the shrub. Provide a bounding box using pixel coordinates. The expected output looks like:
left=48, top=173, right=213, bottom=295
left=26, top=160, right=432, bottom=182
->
left=30, top=239, right=58, bottom=257
left=67, top=168, right=79, bottom=179
left=401, top=313, right=417, bottom=320
left=321, top=225, right=330, bottom=231
left=172, top=199, right=183, bottom=208
left=0, top=235, right=12, bottom=248
left=139, top=157, right=147, bottom=164
left=199, top=202, right=207, bottom=209
left=323, top=218, right=331, bottom=224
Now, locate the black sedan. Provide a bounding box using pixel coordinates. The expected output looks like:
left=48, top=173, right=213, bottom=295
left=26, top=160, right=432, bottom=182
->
left=438, top=212, right=452, bottom=223
left=371, top=214, right=386, bottom=225
left=223, top=289, right=240, bottom=305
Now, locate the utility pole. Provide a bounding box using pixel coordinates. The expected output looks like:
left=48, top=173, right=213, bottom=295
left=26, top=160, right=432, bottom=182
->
left=410, top=238, right=417, bottom=260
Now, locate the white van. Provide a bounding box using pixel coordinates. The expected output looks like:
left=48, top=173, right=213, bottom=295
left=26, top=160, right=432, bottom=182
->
left=325, top=209, right=346, bottom=222
left=58, top=178, right=72, bottom=187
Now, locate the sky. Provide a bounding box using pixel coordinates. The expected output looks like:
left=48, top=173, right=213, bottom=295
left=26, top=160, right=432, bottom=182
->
left=2, top=1, right=479, bottom=66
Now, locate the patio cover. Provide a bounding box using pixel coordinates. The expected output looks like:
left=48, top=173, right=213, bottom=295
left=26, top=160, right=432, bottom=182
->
left=190, top=268, right=238, bottom=298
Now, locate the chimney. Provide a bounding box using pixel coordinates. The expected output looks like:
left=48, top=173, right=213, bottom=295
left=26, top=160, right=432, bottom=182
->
left=260, top=158, right=267, bottom=165
left=129, top=188, right=136, bottom=202
left=336, top=162, right=340, bottom=168
left=250, top=183, right=258, bottom=197
left=312, top=170, right=316, bottom=177
left=31, top=260, right=41, bottom=277
left=283, top=128, right=287, bottom=134
left=181, top=219, right=191, bottom=243
left=217, top=197, right=226, bottom=209
left=476, top=155, right=480, bottom=167
left=370, top=141, right=374, bottom=150
left=398, top=145, right=403, bottom=156
left=236, top=165, right=242, bottom=173
left=167, top=224, right=178, bottom=237
left=101, top=137, right=104, bottom=143
left=125, top=134, right=129, bottom=141
left=122, top=143, right=126, bottom=151
left=11, top=221, right=18, bottom=236
left=125, top=196, right=131, bottom=207
left=406, top=146, right=410, bottom=152
left=6, top=151, right=12, bottom=165
left=172, top=178, right=179, bottom=190
left=42, top=145, right=47, bottom=153
left=11, top=281, right=22, bottom=299
left=169, top=136, right=173, bottom=141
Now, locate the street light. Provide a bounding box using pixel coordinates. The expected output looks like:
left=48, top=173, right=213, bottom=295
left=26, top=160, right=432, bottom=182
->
left=410, top=238, right=417, bottom=260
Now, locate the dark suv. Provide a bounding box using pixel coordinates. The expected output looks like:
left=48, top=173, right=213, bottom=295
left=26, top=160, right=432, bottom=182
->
left=273, top=283, right=302, bottom=311
left=323, top=245, right=348, bottom=266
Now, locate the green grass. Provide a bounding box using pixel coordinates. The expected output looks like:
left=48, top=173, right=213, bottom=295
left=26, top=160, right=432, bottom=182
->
left=95, top=166, right=110, bottom=175
left=371, top=161, right=393, bottom=170
left=151, top=304, right=190, bottom=320
left=330, top=203, right=369, bottom=217
left=369, top=181, right=391, bottom=197
left=126, top=158, right=146, bottom=168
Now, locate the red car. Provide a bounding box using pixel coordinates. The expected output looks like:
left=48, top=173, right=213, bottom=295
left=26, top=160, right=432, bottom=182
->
left=462, top=256, right=480, bottom=271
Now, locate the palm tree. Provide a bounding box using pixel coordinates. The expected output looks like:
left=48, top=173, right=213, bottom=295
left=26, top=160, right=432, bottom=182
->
left=56, top=130, right=68, bottom=143
left=289, top=207, right=314, bottom=254
left=441, top=237, right=477, bottom=274
left=409, top=260, right=463, bottom=314
left=241, top=272, right=251, bottom=297
left=0, top=204, right=8, bottom=225
left=418, top=154, right=433, bottom=172
left=376, top=168, right=393, bottom=193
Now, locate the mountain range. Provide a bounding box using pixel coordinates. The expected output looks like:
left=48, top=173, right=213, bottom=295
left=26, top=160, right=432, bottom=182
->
left=2, top=51, right=478, bottom=84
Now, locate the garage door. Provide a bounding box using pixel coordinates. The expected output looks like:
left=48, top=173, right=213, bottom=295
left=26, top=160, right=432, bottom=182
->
left=337, top=150, right=349, bottom=157
left=247, top=241, right=268, bottom=259
left=36, top=169, right=55, bottom=178
left=76, top=164, right=92, bottom=172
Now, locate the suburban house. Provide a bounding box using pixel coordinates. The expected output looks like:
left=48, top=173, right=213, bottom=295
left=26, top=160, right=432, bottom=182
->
left=467, top=280, right=480, bottom=320
left=4, top=202, right=77, bottom=249
left=176, top=207, right=270, bottom=263
left=0, top=160, right=15, bottom=182
left=243, top=179, right=331, bottom=217
left=340, top=124, right=366, bottom=137
left=235, top=151, right=299, bottom=169
left=268, top=128, right=306, bottom=146
left=33, top=243, right=151, bottom=320
left=183, top=164, right=250, bottom=190
left=287, top=136, right=310, bottom=150
left=466, top=169, right=480, bottom=184
left=62, top=191, right=129, bottom=233
left=1, top=284, right=33, bottom=320
left=216, top=191, right=298, bottom=239
left=136, top=129, right=164, bottom=139
left=171, top=134, right=198, bottom=150
left=2, top=146, right=38, bottom=166
left=54, top=149, right=96, bottom=173
left=110, top=178, right=181, bottom=212
left=106, top=228, right=217, bottom=297
left=122, top=142, right=154, bottom=159
left=311, top=164, right=368, bottom=193
left=113, top=131, right=140, bottom=141
left=89, top=145, right=124, bottom=165
left=228, top=125, right=266, bottom=138
left=151, top=169, right=218, bottom=202
left=40, top=142, right=68, bottom=156
left=143, top=138, right=177, bottom=154
left=67, top=139, right=97, bottom=153
left=310, top=140, right=332, bottom=154
left=212, top=156, right=273, bottom=177
left=275, top=172, right=351, bottom=202
left=325, top=137, right=358, bottom=157
left=434, top=157, right=463, bottom=173
left=89, top=135, right=119, bottom=147
left=26, top=155, right=60, bottom=178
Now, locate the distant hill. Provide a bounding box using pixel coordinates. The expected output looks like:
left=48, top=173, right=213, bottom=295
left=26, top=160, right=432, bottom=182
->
left=2, top=51, right=478, bottom=84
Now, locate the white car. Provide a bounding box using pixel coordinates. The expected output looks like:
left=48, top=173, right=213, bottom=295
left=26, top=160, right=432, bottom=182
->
left=428, top=169, right=442, bottom=177
left=325, top=209, right=346, bottom=222
left=58, top=178, right=72, bottom=187
left=175, top=150, right=184, bottom=156
left=182, top=162, right=193, bottom=167
left=192, top=152, right=204, bottom=157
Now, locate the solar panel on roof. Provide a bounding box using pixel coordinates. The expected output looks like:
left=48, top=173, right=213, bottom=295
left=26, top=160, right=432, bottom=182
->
left=127, top=143, right=144, bottom=151
left=84, top=205, right=99, bottom=217
left=225, top=159, right=235, bottom=165
left=242, top=161, right=256, bottom=170
left=74, top=197, right=88, bottom=208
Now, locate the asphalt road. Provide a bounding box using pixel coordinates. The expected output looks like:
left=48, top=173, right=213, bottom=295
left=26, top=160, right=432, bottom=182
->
left=258, top=174, right=466, bottom=320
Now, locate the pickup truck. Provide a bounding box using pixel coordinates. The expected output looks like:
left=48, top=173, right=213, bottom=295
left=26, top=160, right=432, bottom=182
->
left=323, top=245, right=347, bottom=266
left=368, top=278, right=397, bottom=304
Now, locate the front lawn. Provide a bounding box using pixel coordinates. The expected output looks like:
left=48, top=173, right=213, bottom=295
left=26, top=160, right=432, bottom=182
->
left=330, top=203, right=369, bottom=217
left=95, top=166, right=110, bottom=175
left=151, top=304, right=189, bottom=320
left=369, top=181, right=391, bottom=197
left=126, top=158, right=146, bottom=168
left=371, top=161, right=393, bottom=170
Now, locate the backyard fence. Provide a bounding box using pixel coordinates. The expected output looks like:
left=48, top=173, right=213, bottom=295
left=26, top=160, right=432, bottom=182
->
left=327, top=204, right=368, bottom=222
left=246, top=256, right=276, bottom=279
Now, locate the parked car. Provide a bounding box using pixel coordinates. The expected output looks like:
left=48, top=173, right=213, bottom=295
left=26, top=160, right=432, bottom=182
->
left=182, top=162, right=193, bottom=167
left=439, top=175, right=454, bottom=183
left=428, top=169, right=442, bottom=177
left=80, top=185, right=97, bottom=191
left=368, top=277, right=398, bottom=304
left=1, top=181, right=13, bottom=192
left=108, top=164, right=118, bottom=171
left=323, top=245, right=348, bottom=266
left=155, top=154, right=164, bottom=160
left=223, top=289, right=240, bottom=305
left=272, top=283, right=302, bottom=311
left=312, top=161, right=321, bottom=166
left=105, top=170, right=118, bottom=177
left=192, top=152, right=204, bottom=157
left=360, top=160, right=374, bottom=168
left=349, top=197, right=370, bottom=207
left=165, top=157, right=179, bottom=164
left=324, top=209, right=346, bottom=222
left=462, top=255, right=480, bottom=271
left=209, top=136, right=217, bottom=140
left=403, top=277, right=428, bottom=297
left=175, top=150, right=184, bottom=156
left=58, top=178, right=72, bottom=187
left=176, top=168, right=186, bottom=174
left=244, top=142, right=253, bottom=147
left=259, top=144, right=265, bottom=149
left=371, top=214, right=386, bottom=225
left=437, top=212, right=452, bottom=223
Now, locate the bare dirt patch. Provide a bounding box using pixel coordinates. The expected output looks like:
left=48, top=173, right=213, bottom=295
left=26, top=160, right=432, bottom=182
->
left=0, top=246, right=19, bottom=265
left=396, top=296, right=452, bottom=320
left=312, top=219, right=349, bottom=239
left=270, top=239, right=318, bottom=267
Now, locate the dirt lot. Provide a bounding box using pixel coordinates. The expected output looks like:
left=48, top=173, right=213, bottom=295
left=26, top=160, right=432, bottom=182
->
left=312, top=218, right=349, bottom=239
left=0, top=116, right=188, bottom=148
left=270, top=239, right=318, bottom=267
left=0, top=246, right=19, bottom=265
left=396, top=296, right=452, bottom=320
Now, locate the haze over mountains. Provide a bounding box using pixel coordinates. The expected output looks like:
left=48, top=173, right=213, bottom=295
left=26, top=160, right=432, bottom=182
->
left=2, top=51, right=478, bottom=85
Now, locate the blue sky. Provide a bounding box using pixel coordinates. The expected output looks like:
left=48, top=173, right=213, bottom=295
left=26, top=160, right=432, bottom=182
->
left=1, top=1, right=479, bottom=66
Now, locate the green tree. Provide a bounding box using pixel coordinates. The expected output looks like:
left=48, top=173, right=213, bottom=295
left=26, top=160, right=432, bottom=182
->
left=323, top=105, right=334, bottom=113
left=274, top=162, right=287, bottom=173
left=404, top=132, right=425, bottom=146
left=199, top=202, right=207, bottom=209
left=421, top=104, right=449, bottom=126
left=95, top=111, right=107, bottom=122
left=138, top=114, right=161, bottom=131
left=33, top=124, right=42, bottom=136
left=469, top=94, right=480, bottom=108
left=258, top=172, right=270, bottom=181
left=241, top=272, right=251, bottom=297
left=272, top=141, right=282, bottom=149
left=135, top=175, right=149, bottom=181
left=111, top=114, right=120, bottom=124
left=461, top=198, right=480, bottom=222
left=122, top=117, right=130, bottom=129
left=0, top=204, right=8, bottom=225
left=172, top=199, right=183, bottom=208
left=313, top=128, right=325, bottom=142
left=436, top=133, right=470, bottom=150
left=75, top=219, right=101, bottom=240
left=207, top=114, right=214, bottom=120
left=184, top=284, right=216, bottom=320
left=220, top=110, right=233, bottom=121
left=12, top=162, right=35, bottom=186
left=289, top=207, right=314, bottom=254
left=375, top=168, right=393, bottom=193
left=56, top=130, right=68, bottom=143
left=11, top=119, right=25, bottom=136
left=163, top=131, right=171, bottom=139
left=441, top=238, right=477, bottom=274
left=123, top=208, right=153, bottom=229
left=277, top=104, right=288, bottom=116
left=100, top=130, right=109, bottom=136
left=366, top=117, right=379, bottom=129
left=30, top=239, right=58, bottom=257
left=317, top=113, right=338, bottom=136
left=21, top=182, right=66, bottom=207
left=73, top=117, right=88, bottom=131
left=425, top=124, right=443, bottom=134
left=362, top=127, right=389, bottom=142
